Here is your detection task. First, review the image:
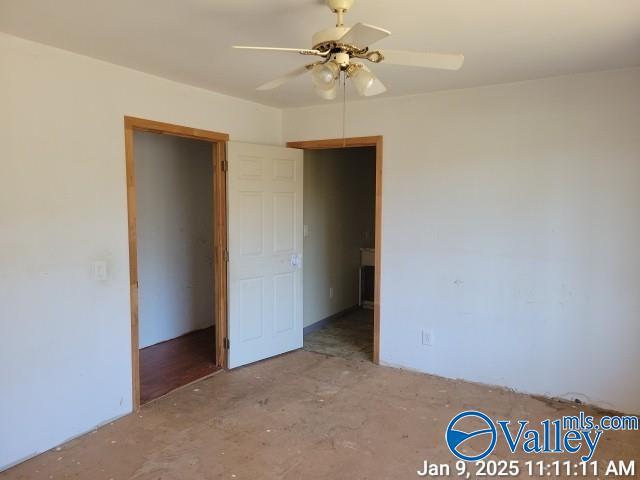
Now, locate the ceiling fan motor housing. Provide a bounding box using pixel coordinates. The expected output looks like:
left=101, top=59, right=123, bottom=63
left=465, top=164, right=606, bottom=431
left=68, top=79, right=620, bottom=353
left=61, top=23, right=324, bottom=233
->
left=327, top=0, right=355, bottom=13
left=334, top=52, right=350, bottom=68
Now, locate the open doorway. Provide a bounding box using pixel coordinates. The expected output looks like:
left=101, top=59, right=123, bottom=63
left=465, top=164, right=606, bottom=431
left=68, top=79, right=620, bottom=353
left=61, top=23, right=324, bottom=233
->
left=125, top=117, right=228, bottom=408
left=135, top=131, right=216, bottom=403
left=302, top=146, right=375, bottom=360
left=288, top=137, right=382, bottom=363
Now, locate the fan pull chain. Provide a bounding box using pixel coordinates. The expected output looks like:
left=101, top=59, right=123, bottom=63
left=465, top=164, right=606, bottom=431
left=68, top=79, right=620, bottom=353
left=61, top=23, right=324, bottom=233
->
left=342, top=71, right=347, bottom=146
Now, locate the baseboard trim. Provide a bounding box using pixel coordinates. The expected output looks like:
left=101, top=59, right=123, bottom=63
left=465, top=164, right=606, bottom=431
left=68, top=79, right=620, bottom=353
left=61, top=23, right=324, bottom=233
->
left=303, top=305, right=359, bottom=336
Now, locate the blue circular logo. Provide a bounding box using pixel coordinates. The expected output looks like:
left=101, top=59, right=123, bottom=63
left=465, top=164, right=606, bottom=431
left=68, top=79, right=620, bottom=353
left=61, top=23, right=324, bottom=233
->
left=446, top=411, right=497, bottom=461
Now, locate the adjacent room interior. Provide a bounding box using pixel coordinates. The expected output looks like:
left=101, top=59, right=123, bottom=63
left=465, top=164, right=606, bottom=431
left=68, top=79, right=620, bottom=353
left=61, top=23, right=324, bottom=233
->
left=302, top=147, right=376, bottom=361
left=133, top=131, right=219, bottom=404
left=2, top=0, right=640, bottom=477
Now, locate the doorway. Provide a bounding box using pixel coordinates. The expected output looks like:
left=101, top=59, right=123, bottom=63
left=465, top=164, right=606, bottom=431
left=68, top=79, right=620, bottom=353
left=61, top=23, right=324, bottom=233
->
left=287, top=137, right=382, bottom=364
left=124, top=117, right=228, bottom=408
left=299, top=146, right=375, bottom=361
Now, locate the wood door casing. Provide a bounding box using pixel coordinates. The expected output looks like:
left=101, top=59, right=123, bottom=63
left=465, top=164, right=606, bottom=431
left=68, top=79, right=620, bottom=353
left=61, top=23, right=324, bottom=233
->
left=124, top=116, right=229, bottom=409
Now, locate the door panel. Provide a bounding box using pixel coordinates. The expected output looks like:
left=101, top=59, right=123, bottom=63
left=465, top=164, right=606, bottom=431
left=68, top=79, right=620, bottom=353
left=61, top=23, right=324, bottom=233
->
left=239, top=192, right=264, bottom=255
left=273, top=192, right=295, bottom=253
left=227, top=142, right=303, bottom=368
left=273, top=272, right=295, bottom=333
left=238, top=277, right=264, bottom=341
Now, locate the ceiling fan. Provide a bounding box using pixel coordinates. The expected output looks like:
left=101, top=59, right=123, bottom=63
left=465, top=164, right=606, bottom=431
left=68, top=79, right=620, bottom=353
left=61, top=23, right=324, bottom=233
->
left=233, top=0, right=464, bottom=100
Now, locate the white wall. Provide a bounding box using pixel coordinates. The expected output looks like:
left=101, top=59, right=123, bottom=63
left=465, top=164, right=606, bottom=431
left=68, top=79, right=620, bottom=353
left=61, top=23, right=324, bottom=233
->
left=0, top=32, right=281, bottom=471
left=135, top=132, right=214, bottom=348
left=285, top=67, right=640, bottom=414
left=303, top=148, right=375, bottom=327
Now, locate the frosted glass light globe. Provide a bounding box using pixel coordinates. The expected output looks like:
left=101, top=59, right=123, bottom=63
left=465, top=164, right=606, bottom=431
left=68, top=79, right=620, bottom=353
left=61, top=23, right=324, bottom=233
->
left=311, top=63, right=338, bottom=89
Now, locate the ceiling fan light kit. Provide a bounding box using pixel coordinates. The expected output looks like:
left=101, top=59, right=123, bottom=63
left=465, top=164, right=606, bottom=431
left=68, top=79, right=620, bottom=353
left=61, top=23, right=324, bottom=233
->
left=311, top=62, right=339, bottom=88
left=311, top=62, right=339, bottom=99
left=349, top=63, right=385, bottom=97
left=233, top=0, right=464, bottom=99
left=315, top=84, right=338, bottom=100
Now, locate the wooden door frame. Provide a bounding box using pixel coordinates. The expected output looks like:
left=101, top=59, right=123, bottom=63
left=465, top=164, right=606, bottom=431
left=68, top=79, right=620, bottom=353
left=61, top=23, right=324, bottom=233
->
left=124, top=116, right=229, bottom=409
left=286, top=136, right=383, bottom=364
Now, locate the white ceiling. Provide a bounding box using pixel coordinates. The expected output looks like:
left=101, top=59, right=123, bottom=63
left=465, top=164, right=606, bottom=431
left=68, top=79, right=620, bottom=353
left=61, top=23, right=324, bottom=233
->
left=1, top=0, right=639, bottom=108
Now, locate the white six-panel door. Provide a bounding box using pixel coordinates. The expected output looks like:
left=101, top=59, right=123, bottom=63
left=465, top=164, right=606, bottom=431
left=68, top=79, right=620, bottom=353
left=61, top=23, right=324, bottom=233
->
left=227, top=142, right=303, bottom=368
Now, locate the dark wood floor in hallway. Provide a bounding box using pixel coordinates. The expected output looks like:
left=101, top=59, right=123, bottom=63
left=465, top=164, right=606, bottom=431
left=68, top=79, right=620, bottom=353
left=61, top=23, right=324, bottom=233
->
left=140, top=326, right=218, bottom=404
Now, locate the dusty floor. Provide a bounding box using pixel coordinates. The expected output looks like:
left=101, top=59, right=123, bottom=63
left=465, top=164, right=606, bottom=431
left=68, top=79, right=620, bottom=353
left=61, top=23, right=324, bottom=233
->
left=304, top=308, right=373, bottom=361
left=3, top=350, right=639, bottom=479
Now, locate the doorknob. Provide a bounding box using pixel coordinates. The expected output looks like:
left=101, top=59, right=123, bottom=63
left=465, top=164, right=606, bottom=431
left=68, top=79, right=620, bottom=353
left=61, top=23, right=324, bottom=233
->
left=290, top=253, right=302, bottom=267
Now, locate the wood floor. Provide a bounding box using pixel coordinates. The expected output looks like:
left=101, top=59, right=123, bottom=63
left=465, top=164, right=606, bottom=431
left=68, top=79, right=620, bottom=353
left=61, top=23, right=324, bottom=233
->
left=140, top=326, right=219, bottom=404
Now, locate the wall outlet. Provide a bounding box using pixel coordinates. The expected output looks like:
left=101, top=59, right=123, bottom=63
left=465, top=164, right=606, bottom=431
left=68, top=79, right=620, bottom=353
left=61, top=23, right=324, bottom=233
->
left=329, top=287, right=334, bottom=299
left=421, top=329, right=433, bottom=347
left=93, top=260, right=108, bottom=281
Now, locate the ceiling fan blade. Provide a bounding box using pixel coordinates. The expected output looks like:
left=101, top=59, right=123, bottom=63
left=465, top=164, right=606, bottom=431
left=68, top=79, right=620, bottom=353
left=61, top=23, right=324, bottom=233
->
left=256, top=65, right=310, bottom=91
left=381, top=50, right=464, bottom=70
left=233, top=45, right=326, bottom=56
left=339, top=23, right=391, bottom=48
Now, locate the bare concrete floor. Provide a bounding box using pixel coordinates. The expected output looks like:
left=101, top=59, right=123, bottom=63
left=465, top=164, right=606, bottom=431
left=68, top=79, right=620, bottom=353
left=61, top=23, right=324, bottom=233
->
left=3, top=350, right=639, bottom=479
left=304, top=308, right=373, bottom=361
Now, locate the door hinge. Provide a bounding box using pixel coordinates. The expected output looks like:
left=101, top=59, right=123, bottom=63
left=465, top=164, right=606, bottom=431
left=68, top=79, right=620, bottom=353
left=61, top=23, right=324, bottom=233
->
left=223, top=249, right=229, bottom=262
left=223, top=337, right=230, bottom=350
left=221, top=159, right=228, bottom=172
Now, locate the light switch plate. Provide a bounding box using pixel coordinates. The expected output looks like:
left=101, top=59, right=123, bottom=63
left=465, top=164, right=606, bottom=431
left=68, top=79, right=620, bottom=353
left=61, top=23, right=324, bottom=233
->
left=93, top=260, right=108, bottom=281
